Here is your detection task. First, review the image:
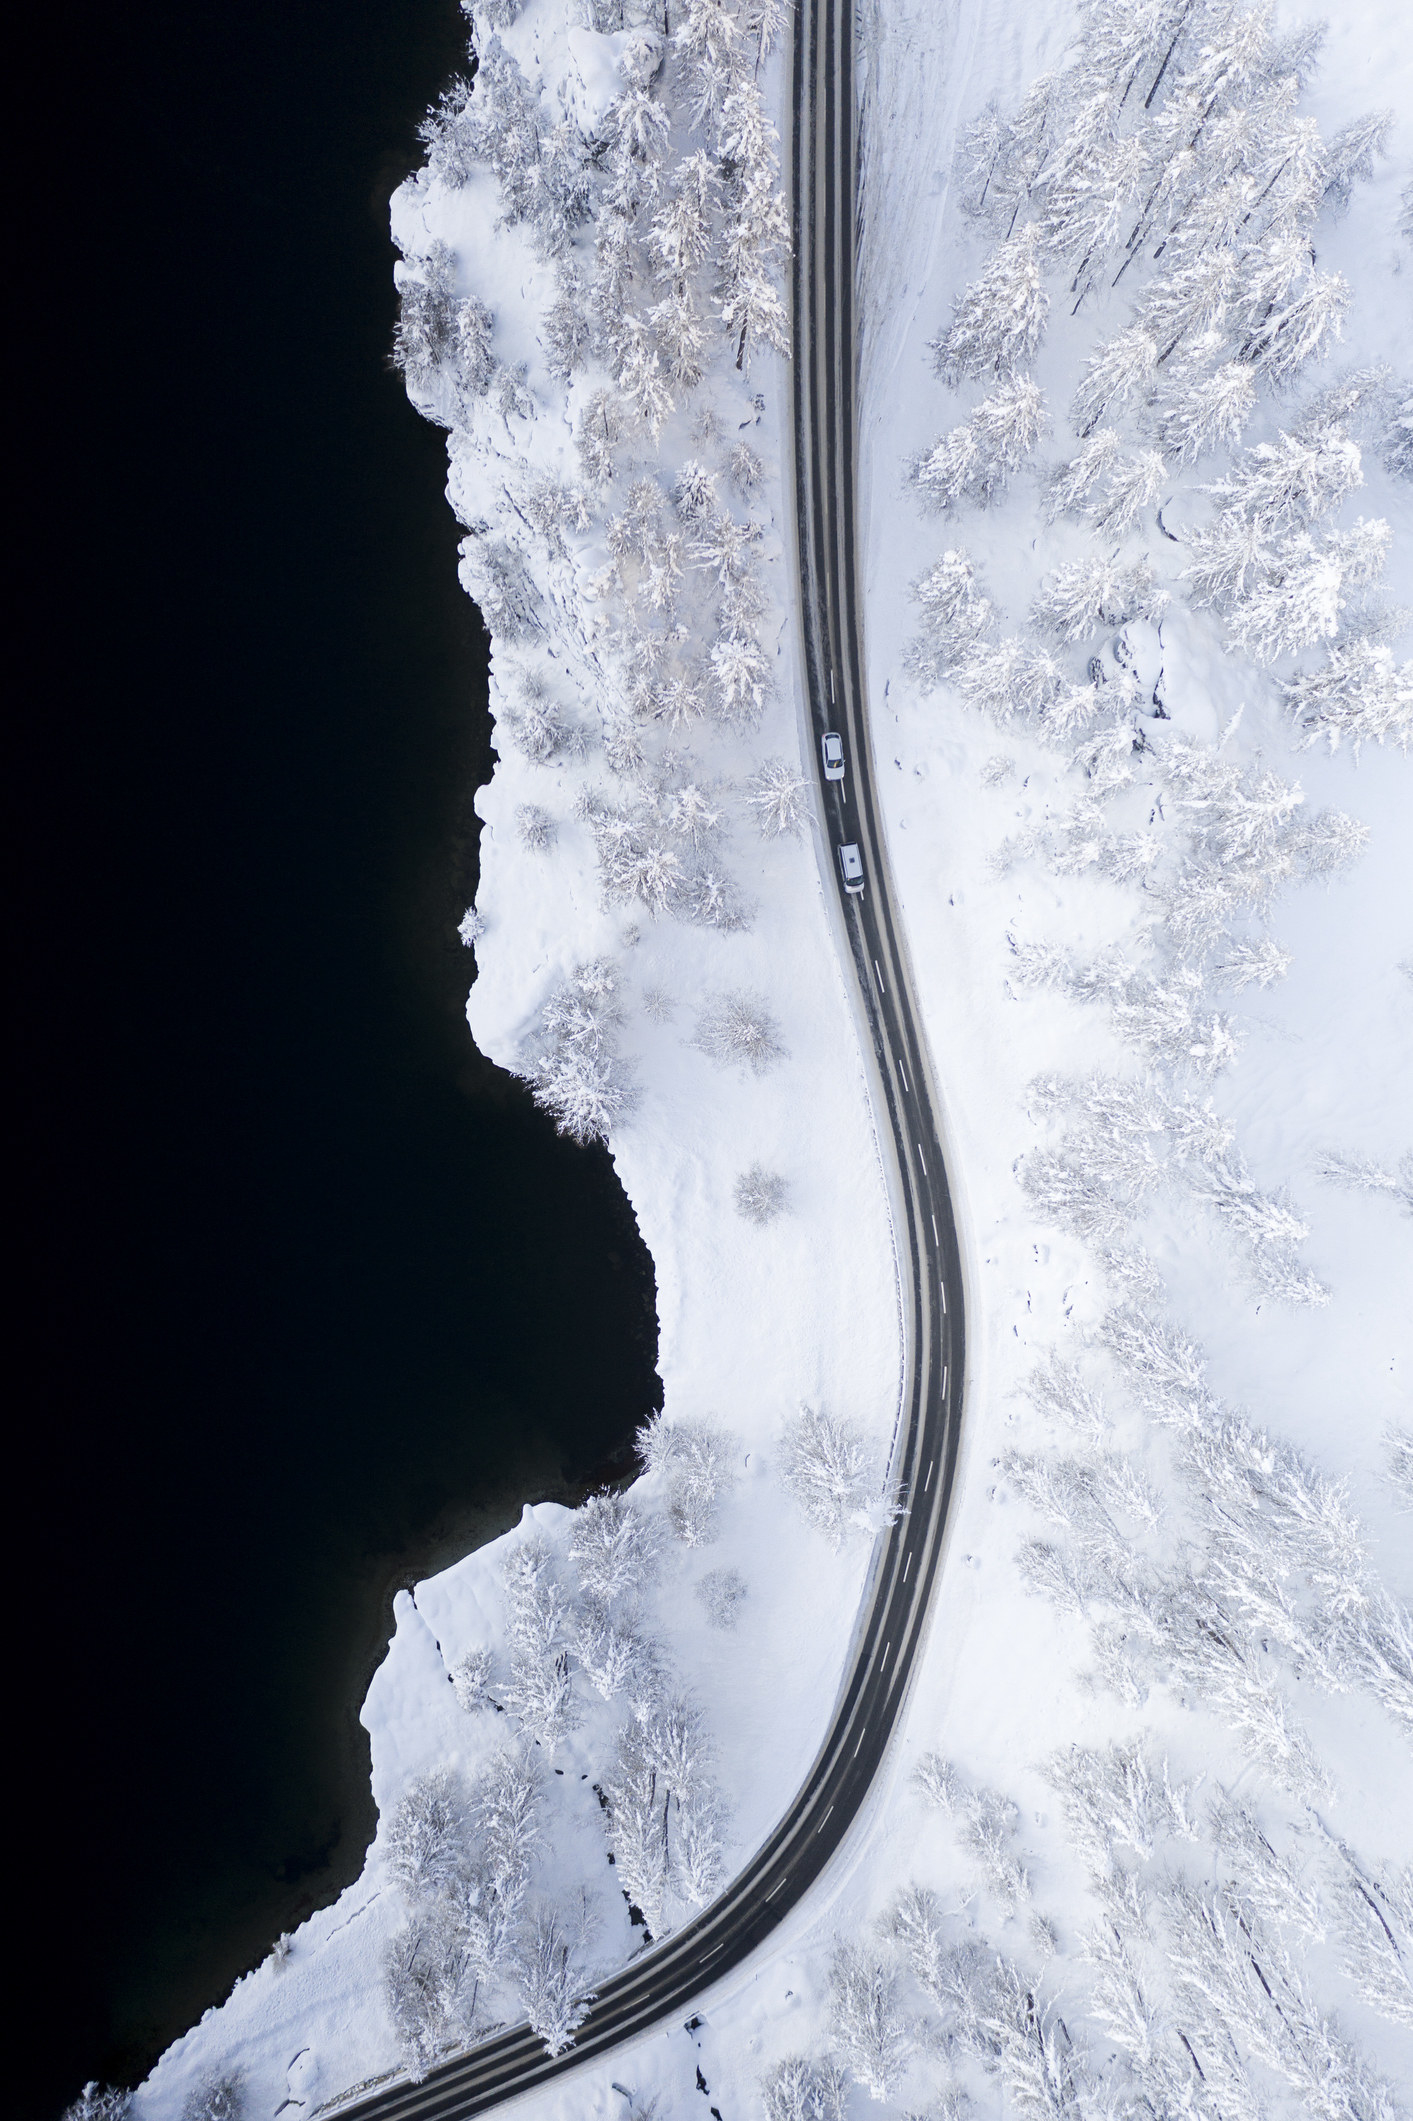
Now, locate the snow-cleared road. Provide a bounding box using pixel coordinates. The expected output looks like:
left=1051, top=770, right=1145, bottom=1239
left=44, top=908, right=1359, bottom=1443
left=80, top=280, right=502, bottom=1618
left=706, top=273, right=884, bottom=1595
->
left=330, top=1, right=966, bottom=2109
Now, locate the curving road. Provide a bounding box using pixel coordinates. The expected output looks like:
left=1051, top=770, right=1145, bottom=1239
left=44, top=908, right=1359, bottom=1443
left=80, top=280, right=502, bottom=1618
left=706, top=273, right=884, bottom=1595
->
left=330, top=1, right=964, bottom=2111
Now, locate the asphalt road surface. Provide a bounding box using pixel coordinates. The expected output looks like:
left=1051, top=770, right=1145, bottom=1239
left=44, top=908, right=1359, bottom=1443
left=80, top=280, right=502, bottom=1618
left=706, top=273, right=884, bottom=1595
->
left=332, top=0, right=965, bottom=2107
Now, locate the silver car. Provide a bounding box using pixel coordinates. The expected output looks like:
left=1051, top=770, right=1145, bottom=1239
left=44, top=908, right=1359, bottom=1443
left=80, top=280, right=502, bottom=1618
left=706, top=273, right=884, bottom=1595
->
left=839, top=842, right=865, bottom=895
left=822, top=730, right=846, bottom=781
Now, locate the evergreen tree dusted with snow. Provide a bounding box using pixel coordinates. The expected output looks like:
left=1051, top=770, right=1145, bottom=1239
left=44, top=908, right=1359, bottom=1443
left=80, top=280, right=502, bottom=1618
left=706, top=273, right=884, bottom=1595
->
left=1280, top=638, right=1413, bottom=755
left=931, top=223, right=1050, bottom=383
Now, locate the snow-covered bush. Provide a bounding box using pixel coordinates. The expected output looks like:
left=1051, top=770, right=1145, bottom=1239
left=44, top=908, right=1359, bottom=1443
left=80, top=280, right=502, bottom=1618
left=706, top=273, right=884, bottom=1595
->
left=515, top=803, right=557, bottom=851
left=696, top=1566, right=747, bottom=1628
left=733, top=1162, right=788, bottom=1224
left=181, top=2074, right=243, bottom=2121
left=691, top=989, right=786, bottom=1075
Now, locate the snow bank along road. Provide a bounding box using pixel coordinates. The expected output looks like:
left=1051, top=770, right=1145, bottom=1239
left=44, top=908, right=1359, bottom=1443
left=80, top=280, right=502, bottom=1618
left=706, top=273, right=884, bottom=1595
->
left=333, top=3, right=966, bottom=2110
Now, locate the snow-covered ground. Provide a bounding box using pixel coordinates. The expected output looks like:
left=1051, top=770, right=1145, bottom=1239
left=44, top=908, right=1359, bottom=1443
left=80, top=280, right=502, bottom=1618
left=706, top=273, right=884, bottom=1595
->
left=111, top=0, right=1412, bottom=2115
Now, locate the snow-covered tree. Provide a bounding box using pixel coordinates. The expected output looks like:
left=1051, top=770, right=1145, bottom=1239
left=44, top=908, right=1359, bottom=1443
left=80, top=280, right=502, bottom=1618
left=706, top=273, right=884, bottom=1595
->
left=828, top=1944, right=910, bottom=2100
left=575, top=1601, right=656, bottom=1704
left=734, top=1162, right=788, bottom=1224
left=602, top=1692, right=726, bottom=1922
left=1217, top=936, right=1293, bottom=989
left=393, top=242, right=461, bottom=398
left=1042, top=125, right=1148, bottom=306
left=462, top=536, right=543, bottom=642
left=1280, top=639, right=1413, bottom=755
left=1047, top=428, right=1121, bottom=517
left=1088, top=449, right=1166, bottom=536
left=909, top=546, right=995, bottom=681
left=501, top=1537, right=579, bottom=1744
left=513, top=1903, right=593, bottom=2056
left=576, top=387, right=627, bottom=485
left=602, top=1714, right=669, bottom=1929
left=1316, top=1149, right=1413, bottom=1216
left=1238, top=267, right=1350, bottom=383
left=1326, top=1844, right=1413, bottom=2028
left=1211, top=421, right=1363, bottom=530
left=520, top=960, right=637, bottom=1146
left=637, top=1411, right=736, bottom=1545
left=761, top=2054, right=849, bottom=2121
left=1071, top=326, right=1158, bottom=437
left=499, top=671, right=568, bottom=763
left=1322, top=107, right=1394, bottom=215
left=542, top=268, right=590, bottom=381
left=450, top=1644, right=497, bottom=1714
left=911, top=378, right=1048, bottom=510
left=1223, top=519, right=1390, bottom=664
left=570, top=1488, right=661, bottom=1606
left=383, top=1908, right=473, bottom=2078
left=779, top=1404, right=888, bottom=1548
left=1154, top=356, right=1257, bottom=462
left=1032, top=552, right=1167, bottom=639
left=473, top=1743, right=542, bottom=1943
left=931, top=224, right=1050, bottom=383
left=745, top=757, right=811, bottom=837
left=386, top=1768, right=468, bottom=1902
left=955, top=637, right=1063, bottom=723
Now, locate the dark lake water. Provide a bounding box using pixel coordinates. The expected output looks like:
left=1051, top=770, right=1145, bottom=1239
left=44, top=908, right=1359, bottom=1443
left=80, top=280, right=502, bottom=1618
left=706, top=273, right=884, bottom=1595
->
left=13, top=5, right=659, bottom=2115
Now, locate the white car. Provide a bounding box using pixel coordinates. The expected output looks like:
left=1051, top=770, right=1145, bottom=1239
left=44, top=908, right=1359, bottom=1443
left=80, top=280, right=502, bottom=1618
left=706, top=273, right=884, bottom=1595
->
left=821, top=730, right=846, bottom=781
left=839, top=842, right=865, bottom=895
